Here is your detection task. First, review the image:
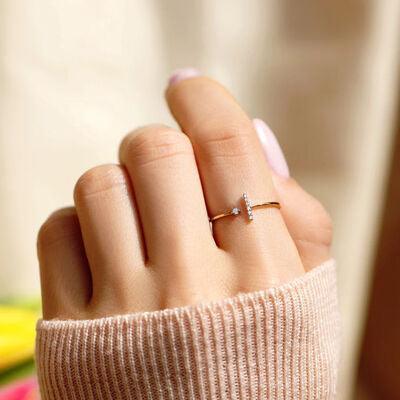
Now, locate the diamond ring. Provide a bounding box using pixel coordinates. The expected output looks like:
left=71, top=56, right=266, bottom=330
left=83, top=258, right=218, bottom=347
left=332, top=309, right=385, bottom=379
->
left=209, top=193, right=280, bottom=223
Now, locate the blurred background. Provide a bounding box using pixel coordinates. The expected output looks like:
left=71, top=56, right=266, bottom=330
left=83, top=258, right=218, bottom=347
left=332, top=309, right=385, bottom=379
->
left=0, top=1, right=399, bottom=399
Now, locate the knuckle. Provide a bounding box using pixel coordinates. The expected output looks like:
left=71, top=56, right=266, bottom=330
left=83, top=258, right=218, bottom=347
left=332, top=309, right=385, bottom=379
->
left=74, top=164, right=127, bottom=201
left=198, top=122, right=255, bottom=161
left=37, top=208, right=78, bottom=250
left=121, top=126, right=193, bottom=166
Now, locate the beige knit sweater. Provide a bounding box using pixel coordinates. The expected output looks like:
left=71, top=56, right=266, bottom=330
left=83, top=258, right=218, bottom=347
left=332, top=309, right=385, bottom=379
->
left=36, top=259, right=340, bottom=399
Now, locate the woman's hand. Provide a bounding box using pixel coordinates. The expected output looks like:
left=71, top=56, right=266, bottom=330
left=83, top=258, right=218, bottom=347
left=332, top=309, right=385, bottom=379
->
left=37, top=70, right=332, bottom=320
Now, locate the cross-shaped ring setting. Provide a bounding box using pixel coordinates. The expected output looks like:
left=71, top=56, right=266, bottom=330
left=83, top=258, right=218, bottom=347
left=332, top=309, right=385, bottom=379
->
left=209, top=193, right=280, bottom=223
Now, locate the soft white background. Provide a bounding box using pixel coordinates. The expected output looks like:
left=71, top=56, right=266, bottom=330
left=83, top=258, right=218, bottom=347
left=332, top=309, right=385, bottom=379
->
left=1, top=1, right=399, bottom=398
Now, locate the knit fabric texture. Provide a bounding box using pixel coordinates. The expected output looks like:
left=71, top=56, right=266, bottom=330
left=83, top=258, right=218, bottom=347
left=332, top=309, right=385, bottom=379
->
left=36, top=259, right=340, bottom=399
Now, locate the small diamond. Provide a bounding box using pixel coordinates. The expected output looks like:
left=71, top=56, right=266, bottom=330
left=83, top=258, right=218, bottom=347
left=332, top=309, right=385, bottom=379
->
left=232, top=207, right=240, bottom=215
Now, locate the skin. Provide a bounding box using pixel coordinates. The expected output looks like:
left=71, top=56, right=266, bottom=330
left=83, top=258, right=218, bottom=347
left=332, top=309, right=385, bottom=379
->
left=37, top=76, right=332, bottom=321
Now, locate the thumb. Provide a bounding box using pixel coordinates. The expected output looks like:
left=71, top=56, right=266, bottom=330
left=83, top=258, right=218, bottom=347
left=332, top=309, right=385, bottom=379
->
left=254, top=119, right=333, bottom=271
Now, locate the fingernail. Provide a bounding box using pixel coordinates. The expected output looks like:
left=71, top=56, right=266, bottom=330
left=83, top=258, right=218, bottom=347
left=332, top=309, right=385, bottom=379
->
left=253, top=118, right=290, bottom=178
left=168, top=67, right=201, bottom=87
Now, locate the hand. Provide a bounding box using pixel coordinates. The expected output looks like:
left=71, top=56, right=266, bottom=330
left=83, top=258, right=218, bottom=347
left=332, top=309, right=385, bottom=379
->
left=37, top=70, right=332, bottom=320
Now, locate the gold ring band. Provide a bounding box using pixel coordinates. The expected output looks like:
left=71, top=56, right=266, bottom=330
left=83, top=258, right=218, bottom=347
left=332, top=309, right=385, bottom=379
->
left=209, top=193, right=280, bottom=223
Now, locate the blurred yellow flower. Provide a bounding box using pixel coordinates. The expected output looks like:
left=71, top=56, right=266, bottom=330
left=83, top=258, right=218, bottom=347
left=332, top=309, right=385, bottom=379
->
left=0, top=306, right=37, bottom=371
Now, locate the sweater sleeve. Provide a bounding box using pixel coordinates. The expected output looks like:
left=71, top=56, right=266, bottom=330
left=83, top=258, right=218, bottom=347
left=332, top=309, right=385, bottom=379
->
left=35, top=259, right=340, bottom=400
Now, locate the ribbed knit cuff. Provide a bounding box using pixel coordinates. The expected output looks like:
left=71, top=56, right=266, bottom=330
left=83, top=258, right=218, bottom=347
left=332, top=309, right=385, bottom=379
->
left=36, top=259, right=339, bottom=400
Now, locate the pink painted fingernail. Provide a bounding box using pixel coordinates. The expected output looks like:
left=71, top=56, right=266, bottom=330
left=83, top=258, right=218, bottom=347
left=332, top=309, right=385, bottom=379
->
left=168, top=68, right=201, bottom=87
left=253, top=118, right=290, bottom=178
